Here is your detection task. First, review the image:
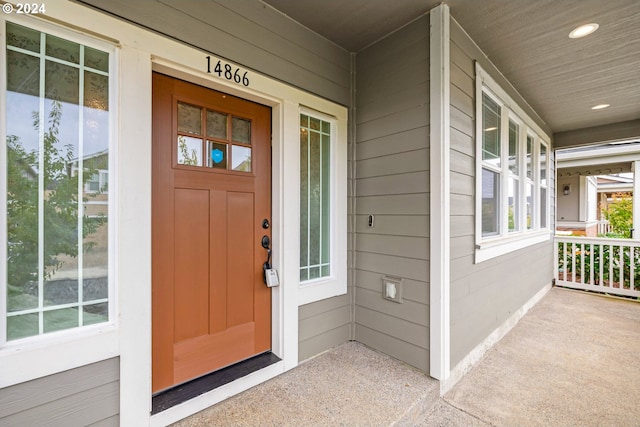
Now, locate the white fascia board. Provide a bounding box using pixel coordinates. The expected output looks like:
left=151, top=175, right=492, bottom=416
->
left=557, top=144, right=640, bottom=163
left=558, top=154, right=639, bottom=169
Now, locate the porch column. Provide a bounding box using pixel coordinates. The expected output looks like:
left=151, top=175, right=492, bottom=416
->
left=633, top=161, right=640, bottom=239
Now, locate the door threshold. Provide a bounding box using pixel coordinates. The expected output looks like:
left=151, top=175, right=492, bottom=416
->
left=152, top=352, right=281, bottom=414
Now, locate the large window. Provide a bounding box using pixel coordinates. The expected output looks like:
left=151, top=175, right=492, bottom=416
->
left=299, top=113, right=331, bottom=282
left=3, top=21, right=112, bottom=341
left=476, top=65, right=550, bottom=262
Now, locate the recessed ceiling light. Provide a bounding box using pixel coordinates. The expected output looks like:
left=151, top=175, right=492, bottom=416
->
left=569, top=23, right=599, bottom=39
left=591, top=104, right=610, bottom=110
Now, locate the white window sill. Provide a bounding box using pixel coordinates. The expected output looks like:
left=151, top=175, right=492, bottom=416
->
left=0, top=324, right=119, bottom=387
left=475, top=230, right=551, bottom=263
left=298, top=276, right=346, bottom=306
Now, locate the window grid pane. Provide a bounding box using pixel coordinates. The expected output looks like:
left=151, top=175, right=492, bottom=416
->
left=5, top=23, right=110, bottom=340
left=482, top=93, right=501, bottom=167
left=482, top=168, right=500, bottom=236
left=508, top=120, right=519, bottom=174
left=526, top=183, right=534, bottom=229
left=508, top=177, right=519, bottom=232
left=526, top=135, right=534, bottom=179
left=300, top=114, right=331, bottom=282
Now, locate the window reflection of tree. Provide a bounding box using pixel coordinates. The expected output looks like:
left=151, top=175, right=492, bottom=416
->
left=7, top=101, right=106, bottom=303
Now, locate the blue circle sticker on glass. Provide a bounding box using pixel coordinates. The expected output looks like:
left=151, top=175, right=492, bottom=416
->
left=211, top=148, right=224, bottom=164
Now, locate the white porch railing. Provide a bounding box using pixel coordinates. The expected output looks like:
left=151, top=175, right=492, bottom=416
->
left=555, top=236, right=640, bottom=298
left=597, top=220, right=612, bottom=235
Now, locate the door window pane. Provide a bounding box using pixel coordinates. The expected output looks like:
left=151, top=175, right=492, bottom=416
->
left=177, top=102, right=201, bottom=135
left=232, top=117, right=251, bottom=144
left=207, top=110, right=227, bottom=139
left=231, top=145, right=252, bottom=172
left=177, top=135, right=202, bottom=166
left=5, top=24, right=111, bottom=340
left=207, top=141, right=227, bottom=169
left=300, top=113, right=331, bottom=282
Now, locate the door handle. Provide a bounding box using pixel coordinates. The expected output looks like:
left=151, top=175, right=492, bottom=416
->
left=261, top=235, right=272, bottom=283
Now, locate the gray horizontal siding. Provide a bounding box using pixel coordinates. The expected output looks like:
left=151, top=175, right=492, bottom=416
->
left=299, top=294, right=352, bottom=362
left=76, top=0, right=351, bottom=106
left=353, top=15, right=430, bottom=372
left=0, top=358, right=119, bottom=427
left=448, top=19, right=555, bottom=368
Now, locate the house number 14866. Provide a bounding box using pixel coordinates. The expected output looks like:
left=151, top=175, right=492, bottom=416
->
left=206, top=56, right=250, bottom=87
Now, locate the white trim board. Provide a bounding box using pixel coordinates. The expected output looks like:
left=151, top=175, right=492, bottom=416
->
left=429, top=3, right=451, bottom=382
left=441, top=282, right=552, bottom=394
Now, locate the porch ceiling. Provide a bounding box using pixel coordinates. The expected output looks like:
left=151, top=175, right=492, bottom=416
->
left=264, top=0, right=640, bottom=144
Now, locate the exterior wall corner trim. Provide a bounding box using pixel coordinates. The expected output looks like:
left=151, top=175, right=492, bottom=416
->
left=429, top=3, right=451, bottom=383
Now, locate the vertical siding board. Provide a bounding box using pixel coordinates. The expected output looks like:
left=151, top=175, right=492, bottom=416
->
left=354, top=16, right=430, bottom=372
left=448, top=19, right=555, bottom=368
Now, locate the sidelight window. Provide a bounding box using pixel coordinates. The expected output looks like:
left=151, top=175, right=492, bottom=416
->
left=3, top=21, right=113, bottom=341
left=299, top=113, right=331, bottom=282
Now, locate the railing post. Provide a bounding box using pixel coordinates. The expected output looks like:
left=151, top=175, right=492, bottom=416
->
left=633, top=160, right=640, bottom=239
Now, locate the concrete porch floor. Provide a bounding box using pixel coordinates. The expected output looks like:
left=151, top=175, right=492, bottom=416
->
left=172, top=288, right=640, bottom=426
